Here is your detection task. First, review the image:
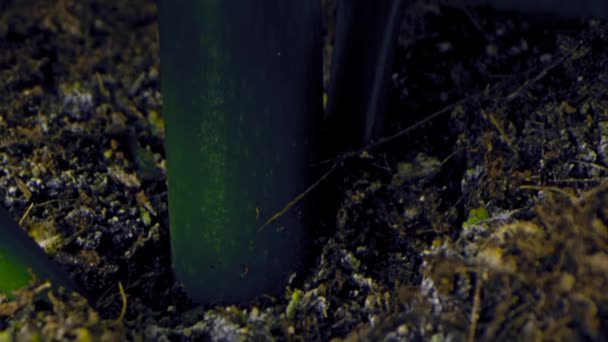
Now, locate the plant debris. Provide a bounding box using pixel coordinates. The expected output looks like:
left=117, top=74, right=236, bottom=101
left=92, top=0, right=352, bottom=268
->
left=1, top=0, right=608, bottom=340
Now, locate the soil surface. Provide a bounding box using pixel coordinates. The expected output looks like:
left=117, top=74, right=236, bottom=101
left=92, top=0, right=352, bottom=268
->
left=1, top=0, right=608, bottom=340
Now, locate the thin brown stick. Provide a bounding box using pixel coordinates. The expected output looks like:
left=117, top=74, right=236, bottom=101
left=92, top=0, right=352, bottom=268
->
left=469, top=273, right=482, bottom=342
left=505, top=40, right=584, bottom=103
left=258, top=161, right=338, bottom=231
left=260, top=32, right=588, bottom=229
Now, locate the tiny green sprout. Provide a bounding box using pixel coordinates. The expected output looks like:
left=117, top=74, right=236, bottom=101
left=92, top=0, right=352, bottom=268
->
left=463, top=206, right=490, bottom=227
left=286, top=289, right=304, bottom=321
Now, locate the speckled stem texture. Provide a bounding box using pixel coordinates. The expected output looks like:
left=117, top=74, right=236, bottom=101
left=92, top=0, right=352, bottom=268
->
left=159, top=0, right=322, bottom=304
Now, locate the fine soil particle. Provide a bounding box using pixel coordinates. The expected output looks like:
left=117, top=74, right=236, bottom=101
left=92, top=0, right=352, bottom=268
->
left=1, top=0, right=608, bottom=340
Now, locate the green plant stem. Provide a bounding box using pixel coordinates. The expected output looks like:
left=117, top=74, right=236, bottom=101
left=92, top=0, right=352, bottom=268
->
left=324, top=0, right=406, bottom=154
left=0, top=206, right=81, bottom=298
left=159, top=0, right=322, bottom=304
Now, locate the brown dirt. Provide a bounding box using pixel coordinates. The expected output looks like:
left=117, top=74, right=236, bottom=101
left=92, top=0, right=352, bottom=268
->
left=1, top=0, right=608, bottom=340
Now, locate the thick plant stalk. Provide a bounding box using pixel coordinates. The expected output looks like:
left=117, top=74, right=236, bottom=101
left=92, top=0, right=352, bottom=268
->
left=325, top=0, right=406, bottom=153
left=0, top=206, right=81, bottom=297
left=159, top=1, right=322, bottom=304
